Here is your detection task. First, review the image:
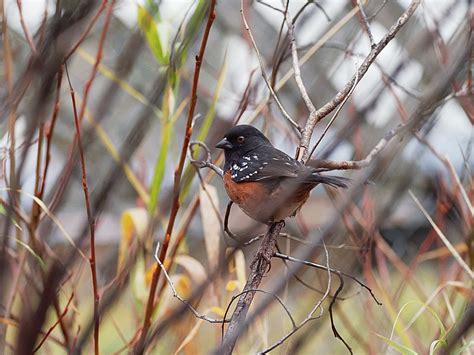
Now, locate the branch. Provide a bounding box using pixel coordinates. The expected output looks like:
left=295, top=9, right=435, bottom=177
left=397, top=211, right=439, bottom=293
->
left=296, top=0, right=421, bottom=162
left=222, top=288, right=296, bottom=344
left=220, top=221, right=285, bottom=355
left=135, top=2, right=217, bottom=352
left=240, top=0, right=302, bottom=134
left=256, top=239, right=332, bottom=354
left=189, top=141, right=223, bottom=177
left=356, top=0, right=375, bottom=48
left=16, top=0, right=36, bottom=53
left=309, top=123, right=408, bottom=171
left=153, top=242, right=228, bottom=324
left=64, top=63, right=100, bottom=355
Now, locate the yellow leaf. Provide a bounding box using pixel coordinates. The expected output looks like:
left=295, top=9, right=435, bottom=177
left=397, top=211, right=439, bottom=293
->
left=176, top=275, right=192, bottom=298
left=133, top=256, right=149, bottom=303
left=117, top=208, right=148, bottom=273
left=175, top=255, right=207, bottom=285
left=225, top=280, right=239, bottom=292
left=210, top=306, right=226, bottom=317
left=234, top=250, right=246, bottom=291
left=145, top=264, right=157, bottom=287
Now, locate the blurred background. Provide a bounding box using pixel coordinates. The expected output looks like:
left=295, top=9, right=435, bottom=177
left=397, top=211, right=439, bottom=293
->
left=0, top=0, right=472, bottom=354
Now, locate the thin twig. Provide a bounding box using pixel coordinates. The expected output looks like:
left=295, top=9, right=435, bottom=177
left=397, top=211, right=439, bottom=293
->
left=328, top=271, right=352, bottom=354
left=293, top=1, right=331, bottom=23
left=296, top=0, right=421, bottom=162
left=284, top=8, right=316, bottom=116
left=16, top=0, right=36, bottom=53
left=33, top=293, right=74, bottom=353
left=64, top=63, right=100, bottom=355
left=152, top=243, right=228, bottom=324
left=356, top=0, right=375, bottom=48
left=308, top=60, right=359, bottom=159
left=257, top=239, right=332, bottom=354
left=240, top=0, right=302, bottom=134
left=309, top=123, right=408, bottom=171
left=189, top=141, right=223, bottom=177
left=273, top=253, right=381, bottom=305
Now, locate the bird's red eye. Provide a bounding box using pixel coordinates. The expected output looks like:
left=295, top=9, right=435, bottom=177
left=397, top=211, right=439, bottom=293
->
left=237, top=136, right=245, bottom=143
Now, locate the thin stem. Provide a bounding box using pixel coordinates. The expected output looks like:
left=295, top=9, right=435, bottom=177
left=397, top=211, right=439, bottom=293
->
left=296, top=0, right=421, bottom=162
left=153, top=243, right=228, bottom=324
left=240, top=0, right=302, bottom=134
left=65, top=63, right=100, bottom=355
left=135, top=2, right=217, bottom=353
left=16, top=0, right=36, bottom=53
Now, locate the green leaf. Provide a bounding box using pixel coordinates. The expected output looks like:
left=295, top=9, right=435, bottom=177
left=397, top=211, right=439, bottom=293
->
left=148, top=85, right=174, bottom=215
left=172, top=0, right=209, bottom=68
left=179, top=56, right=227, bottom=201
left=137, top=5, right=167, bottom=65
left=375, top=333, right=418, bottom=355
left=0, top=202, right=22, bottom=230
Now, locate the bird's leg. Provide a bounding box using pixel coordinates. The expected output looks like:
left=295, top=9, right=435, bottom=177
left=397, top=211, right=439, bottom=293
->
left=224, top=202, right=277, bottom=248
left=224, top=201, right=241, bottom=242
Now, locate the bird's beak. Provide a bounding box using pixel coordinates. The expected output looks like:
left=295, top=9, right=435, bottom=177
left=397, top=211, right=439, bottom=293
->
left=215, top=137, right=232, bottom=149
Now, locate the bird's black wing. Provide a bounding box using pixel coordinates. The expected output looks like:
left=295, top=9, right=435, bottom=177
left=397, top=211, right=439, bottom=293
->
left=231, top=146, right=304, bottom=183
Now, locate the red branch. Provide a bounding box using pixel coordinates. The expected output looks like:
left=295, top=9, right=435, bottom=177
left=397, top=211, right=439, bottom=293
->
left=65, top=64, right=100, bottom=355
left=16, top=0, right=37, bottom=53
left=33, top=293, right=74, bottom=353
left=134, top=1, right=217, bottom=353
left=65, top=0, right=108, bottom=60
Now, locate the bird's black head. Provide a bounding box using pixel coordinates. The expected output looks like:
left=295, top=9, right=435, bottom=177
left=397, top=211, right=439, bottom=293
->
left=215, top=125, right=271, bottom=156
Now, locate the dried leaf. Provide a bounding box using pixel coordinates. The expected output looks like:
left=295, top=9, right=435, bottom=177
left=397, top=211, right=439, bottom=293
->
left=175, top=255, right=207, bottom=285
left=234, top=250, right=247, bottom=291
left=226, top=280, right=239, bottom=292
left=174, top=319, right=204, bottom=355
left=199, top=183, right=220, bottom=270
left=118, top=208, right=148, bottom=273
left=133, top=256, right=148, bottom=304
left=210, top=306, right=225, bottom=317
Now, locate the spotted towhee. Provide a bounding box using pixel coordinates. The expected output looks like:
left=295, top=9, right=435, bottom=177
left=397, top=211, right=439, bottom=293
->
left=216, top=125, right=349, bottom=225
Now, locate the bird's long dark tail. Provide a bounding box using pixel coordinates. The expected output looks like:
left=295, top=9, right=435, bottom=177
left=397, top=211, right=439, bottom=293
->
left=307, top=173, right=350, bottom=189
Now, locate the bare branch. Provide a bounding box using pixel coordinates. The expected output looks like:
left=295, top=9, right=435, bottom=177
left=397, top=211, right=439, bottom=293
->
left=257, top=240, right=332, bottom=354
left=221, top=288, right=296, bottom=344
left=220, top=221, right=285, bottom=355
left=189, top=141, right=223, bottom=177
left=284, top=9, right=316, bottom=115
left=310, top=123, right=408, bottom=171
left=240, top=0, right=302, bottom=134
left=273, top=252, right=381, bottom=305
left=356, top=0, right=376, bottom=48
left=153, top=242, right=229, bottom=324
left=296, top=0, right=421, bottom=162
left=308, top=61, right=360, bottom=159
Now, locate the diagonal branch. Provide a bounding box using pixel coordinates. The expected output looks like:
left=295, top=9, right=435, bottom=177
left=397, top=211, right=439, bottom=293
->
left=294, top=0, right=421, bottom=162
left=240, top=0, right=302, bottom=134
left=219, top=221, right=285, bottom=355
left=134, top=2, right=217, bottom=352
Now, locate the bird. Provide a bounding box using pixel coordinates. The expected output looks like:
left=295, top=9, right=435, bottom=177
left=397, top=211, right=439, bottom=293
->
left=215, top=125, right=349, bottom=225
